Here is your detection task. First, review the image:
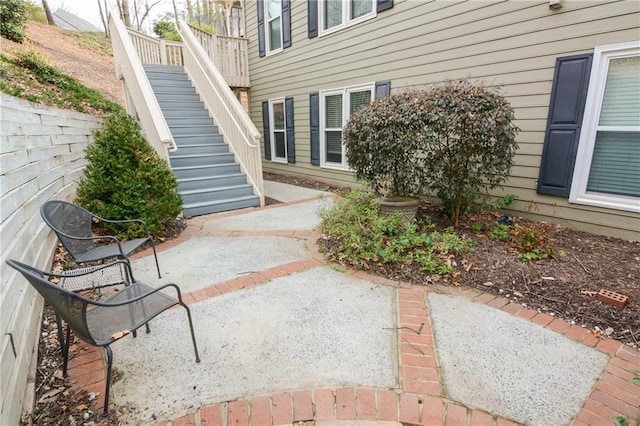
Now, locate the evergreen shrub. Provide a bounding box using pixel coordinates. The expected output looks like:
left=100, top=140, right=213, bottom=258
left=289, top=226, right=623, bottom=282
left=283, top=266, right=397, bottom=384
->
left=76, top=112, right=183, bottom=238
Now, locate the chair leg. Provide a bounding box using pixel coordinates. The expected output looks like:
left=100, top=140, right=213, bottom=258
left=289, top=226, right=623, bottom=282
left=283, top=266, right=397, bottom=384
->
left=150, top=239, right=161, bottom=279
left=180, top=302, right=201, bottom=363
left=62, top=324, right=71, bottom=376
left=102, top=346, right=113, bottom=417
left=54, top=313, right=69, bottom=376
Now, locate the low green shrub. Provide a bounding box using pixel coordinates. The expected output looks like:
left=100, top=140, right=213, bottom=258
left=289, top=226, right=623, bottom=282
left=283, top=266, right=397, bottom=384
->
left=0, top=0, right=27, bottom=43
left=319, top=190, right=471, bottom=277
left=75, top=112, right=183, bottom=238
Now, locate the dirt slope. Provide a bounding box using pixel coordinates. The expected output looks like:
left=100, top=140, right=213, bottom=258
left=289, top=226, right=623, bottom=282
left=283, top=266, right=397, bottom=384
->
left=1, top=21, right=124, bottom=106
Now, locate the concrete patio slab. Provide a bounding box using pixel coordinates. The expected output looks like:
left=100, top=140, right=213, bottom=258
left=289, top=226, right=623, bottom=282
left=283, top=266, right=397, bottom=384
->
left=264, top=180, right=332, bottom=203
left=428, top=293, right=610, bottom=426
left=111, top=266, right=397, bottom=422
left=131, top=236, right=311, bottom=292
left=200, top=198, right=333, bottom=233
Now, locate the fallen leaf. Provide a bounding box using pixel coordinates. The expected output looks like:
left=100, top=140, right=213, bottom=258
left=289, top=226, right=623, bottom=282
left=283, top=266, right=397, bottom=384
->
left=76, top=404, right=88, bottom=411
left=38, top=388, right=63, bottom=404
left=581, top=290, right=598, bottom=296
left=513, top=291, right=524, bottom=298
left=111, top=330, right=130, bottom=340
left=53, top=369, right=64, bottom=380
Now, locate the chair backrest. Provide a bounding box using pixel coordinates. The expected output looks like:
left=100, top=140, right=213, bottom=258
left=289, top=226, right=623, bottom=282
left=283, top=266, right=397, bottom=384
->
left=41, top=200, right=96, bottom=261
left=6, top=259, right=97, bottom=345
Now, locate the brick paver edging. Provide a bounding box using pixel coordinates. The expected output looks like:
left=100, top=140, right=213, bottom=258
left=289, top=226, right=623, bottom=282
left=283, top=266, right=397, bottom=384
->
left=64, top=203, right=639, bottom=425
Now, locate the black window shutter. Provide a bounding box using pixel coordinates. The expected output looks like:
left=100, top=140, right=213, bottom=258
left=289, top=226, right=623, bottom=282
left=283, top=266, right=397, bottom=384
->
left=374, top=81, right=391, bottom=99
left=285, top=97, right=295, bottom=163
left=537, top=54, right=593, bottom=197
left=308, top=0, right=318, bottom=39
left=310, top=93, right=320, bottom=165
left=282, top=0, right=291, bottom=48
left=262, top=101, right=272, bottom=160
left=377, top=0, right=393, bottom=12
left=257, top=0, right=266, bottom=57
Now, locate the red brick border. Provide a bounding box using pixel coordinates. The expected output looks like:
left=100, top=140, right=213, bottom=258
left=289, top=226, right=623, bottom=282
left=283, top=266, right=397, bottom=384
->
left=64, top=205, right=640, bottom=425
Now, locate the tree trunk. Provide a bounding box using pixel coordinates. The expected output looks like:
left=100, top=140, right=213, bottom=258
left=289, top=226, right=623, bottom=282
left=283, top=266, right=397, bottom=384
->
left=121, top=0, right=132, bottom=27
left=172, top=0, right=180, bottom=30
left=185, top=0, right=194, bottom=22
left=97, top=0, right=110, bottom=37
left=41, top=0, right=56, bottom=25
left=133, top=0, right=141, bottom=29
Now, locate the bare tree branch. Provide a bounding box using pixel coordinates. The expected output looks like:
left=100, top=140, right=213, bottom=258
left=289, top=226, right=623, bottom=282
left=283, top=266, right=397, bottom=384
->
left=137, top=0, right=162, bottom=29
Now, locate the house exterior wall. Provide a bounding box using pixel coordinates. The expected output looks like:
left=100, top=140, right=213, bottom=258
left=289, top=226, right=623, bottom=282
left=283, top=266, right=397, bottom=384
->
left=245, top=0, right=640, bottom=240
left=0, top=94, right=102, bottom=423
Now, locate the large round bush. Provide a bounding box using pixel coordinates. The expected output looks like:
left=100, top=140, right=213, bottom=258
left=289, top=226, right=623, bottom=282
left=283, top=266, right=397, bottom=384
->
left=343, top=90, right=427, bottom=197
left=418, top=80, right=519, bottom=226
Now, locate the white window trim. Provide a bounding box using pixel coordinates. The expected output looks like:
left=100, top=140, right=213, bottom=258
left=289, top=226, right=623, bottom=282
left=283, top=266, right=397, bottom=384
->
left=269, top=98, right=287, bottom=163
left=569, top=40, right=640, bottom=213
left=318, top=0, right=376, bottom=37
left=264, top=0, right=283, bottom=56
left=319, top=83, right=374, bottom=170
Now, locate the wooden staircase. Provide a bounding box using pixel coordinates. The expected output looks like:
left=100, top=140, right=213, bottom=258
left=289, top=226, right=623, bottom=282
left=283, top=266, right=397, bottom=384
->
left=144, top=64, right=260, bottom=217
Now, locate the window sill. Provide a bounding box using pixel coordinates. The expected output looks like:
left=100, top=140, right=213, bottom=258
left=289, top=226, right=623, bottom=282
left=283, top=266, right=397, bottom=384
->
left=320, top=163, right=351, bottom=172
left=569, top=192, right=640, bottom=214
left=318, top=13, right=376, bottom=38
left=264, top=47, right=284, bottom=57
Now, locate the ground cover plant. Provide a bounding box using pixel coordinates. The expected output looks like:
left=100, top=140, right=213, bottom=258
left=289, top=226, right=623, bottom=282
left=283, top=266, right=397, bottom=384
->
left=319, top=190, right=472, bottom=277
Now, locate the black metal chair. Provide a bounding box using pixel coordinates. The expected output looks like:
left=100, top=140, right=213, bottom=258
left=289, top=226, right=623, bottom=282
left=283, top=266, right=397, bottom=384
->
left=6, top=259, right=201, bottom=417
left=41, top=200, right=162, bottom=278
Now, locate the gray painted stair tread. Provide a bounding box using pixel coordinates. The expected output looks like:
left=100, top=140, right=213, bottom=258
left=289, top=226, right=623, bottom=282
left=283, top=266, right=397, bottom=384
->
left=145, top=65, right=259, bottom=217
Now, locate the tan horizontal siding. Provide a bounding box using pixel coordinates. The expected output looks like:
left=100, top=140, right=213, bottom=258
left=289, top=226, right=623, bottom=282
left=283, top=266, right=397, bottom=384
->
left=247, top=0, right=640, bottom=239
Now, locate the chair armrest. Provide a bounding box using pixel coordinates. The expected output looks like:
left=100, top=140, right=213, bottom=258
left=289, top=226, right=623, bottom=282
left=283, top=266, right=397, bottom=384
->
left=93, top=216, right=152, bottom=237
left=52, top=230, right=129, bottom=257
left=89, top=282, right=184, bottom=307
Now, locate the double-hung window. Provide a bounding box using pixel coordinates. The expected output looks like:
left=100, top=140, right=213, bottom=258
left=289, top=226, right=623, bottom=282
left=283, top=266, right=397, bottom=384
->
left=320, top=0, right=376, bottom=35
left=258, top=0, right=290, bottom=57
left=266, top=0, right=283, bottom=54
left=320, top=84, right=373, bottom=168
left=570, top=41, right=640, bottom=212
left=262, top=97, right=294, bottom=163
left=270, top=99, right=287, bottom=161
